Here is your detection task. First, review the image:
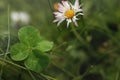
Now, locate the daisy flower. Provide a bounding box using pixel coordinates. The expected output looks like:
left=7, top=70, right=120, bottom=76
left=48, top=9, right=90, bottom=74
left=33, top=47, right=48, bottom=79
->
left=53, top=0, right=83, bottom=27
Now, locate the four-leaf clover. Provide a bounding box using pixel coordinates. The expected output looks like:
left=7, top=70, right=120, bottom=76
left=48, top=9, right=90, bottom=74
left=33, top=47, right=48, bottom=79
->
left=10, top=26, right=53, bottom=73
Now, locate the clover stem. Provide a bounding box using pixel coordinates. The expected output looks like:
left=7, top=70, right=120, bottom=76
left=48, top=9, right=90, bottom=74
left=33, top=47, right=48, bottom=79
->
left=27, top=70, right=36, bottom=80
left=40, top=73, right=58, bottom=80
left=0, top=58, right=36, bottom=80
left=0, top=58, right=57, bottom=80
left=0, top=58, right=26, bottom=70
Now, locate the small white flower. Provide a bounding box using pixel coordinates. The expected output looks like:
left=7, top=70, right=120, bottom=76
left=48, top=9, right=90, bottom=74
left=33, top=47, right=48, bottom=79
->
left=53, top=0, right=83, bottom=27
left=19, top=12, right=30, bottom=24
left=11, top=11, right=30, bottom=24
left=11, top=12, right=20, bottom=23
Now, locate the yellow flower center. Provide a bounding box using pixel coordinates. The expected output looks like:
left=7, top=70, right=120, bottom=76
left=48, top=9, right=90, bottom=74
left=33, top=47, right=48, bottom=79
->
left=65, top=9, right=75, bottom=19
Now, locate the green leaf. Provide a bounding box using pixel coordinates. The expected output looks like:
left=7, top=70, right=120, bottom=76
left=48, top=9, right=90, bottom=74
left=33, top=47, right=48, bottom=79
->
left=18, top=26, right=42, bottom=46
left=10, top=43, right=30, bottom=61
left=24, top=51, right=49, bottom=73
left=35, top=40, right=53, bottom=52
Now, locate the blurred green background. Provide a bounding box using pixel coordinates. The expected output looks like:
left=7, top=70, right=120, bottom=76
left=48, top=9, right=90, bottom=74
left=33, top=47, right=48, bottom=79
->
left=0, top=0, right=120, bottom=80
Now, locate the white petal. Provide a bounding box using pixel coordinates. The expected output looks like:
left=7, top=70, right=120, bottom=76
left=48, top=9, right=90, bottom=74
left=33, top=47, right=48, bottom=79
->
left=54, top=13, right=63, bottom=17
left=62, top=1, right=70, bottom=9
left=53, top=12, right=65, bottom=19
left=74, top=0, right=80, bottom=9
left=53, top=19, right=59, bottom=23
left=58, top=3, right=66, bottom=13
left=78, top=9, right=83, bottom=12
left=56, top=15, right=65, bottom=20
left=79, top=13, right=84, bottom=15
left=73, top=0, right=83, bottom=13
left=73, top=19, right=78, bottom=27
left=53, top=15, right=65, bottom=22
left=72, top=16, right=78, bottom=27
left=53, top=12, right=62, bottom=15
left=57, top=18, right=65, bottom=26
left=76, top=12, right=84, bottom=17
left=53, top=10, right=66, bottom=26
left=66, top=19, right=72, bottom=27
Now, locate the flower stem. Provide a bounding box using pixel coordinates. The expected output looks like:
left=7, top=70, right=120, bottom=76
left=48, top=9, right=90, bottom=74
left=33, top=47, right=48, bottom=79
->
left=115, top=71, right=119, bottom=80
left=0, top=5, right=10, bottom=78
left=47, top=0, right=53, bottom=12
left=71, top=25, right=86, bottom=45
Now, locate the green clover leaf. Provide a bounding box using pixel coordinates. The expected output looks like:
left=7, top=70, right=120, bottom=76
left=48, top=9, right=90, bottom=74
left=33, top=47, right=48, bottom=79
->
left=24, top=51, right=49, bottom=73
left=35, top=40, right=53, bottom=52
left=10, top=43, right=30, bottom=61
left=18, top=26, right=42, bottom=46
